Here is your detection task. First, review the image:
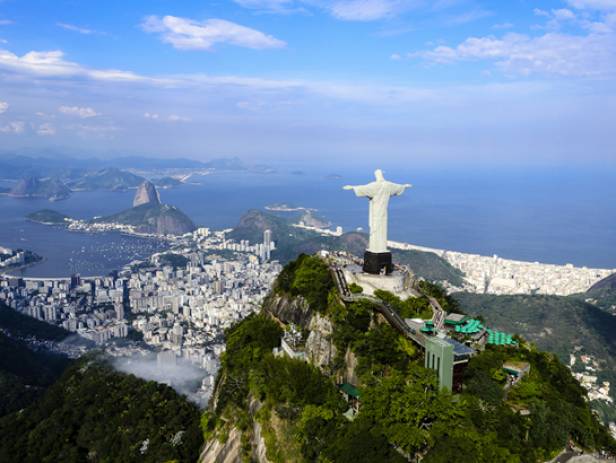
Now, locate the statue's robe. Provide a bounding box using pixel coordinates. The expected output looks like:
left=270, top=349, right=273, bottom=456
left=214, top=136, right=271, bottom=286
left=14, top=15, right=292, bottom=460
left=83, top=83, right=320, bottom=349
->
left=350, top=180, right=406, bottom=254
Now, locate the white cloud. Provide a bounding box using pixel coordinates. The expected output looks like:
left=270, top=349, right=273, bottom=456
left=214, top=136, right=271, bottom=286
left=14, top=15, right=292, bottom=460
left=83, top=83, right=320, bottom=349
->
left=390, top=53, right=402, bottom=60
left=141, top=15, right=285, bottom=50
left=329, top=0, right=406, bottom=21
left=37, top=123, right=56, bottom=136
left=234, top=0, right=297, bottom=13
left=414, top=30, right=616, bottom=77
left=445, top=9, right=493, bottom=25
left=58, top=105, right=100, bottom=118
left=553, top=8, right=577, bottom=21
left=567, top=0, right=616, bottom=10
left=493, top=22, right=513, bottom=30
left=0, top=49, right=163, bottom=83
left=0, top=100, right=7, bottom=113
left=56, top=22, right=98, bottom=35
left=0, top=20, right=13, bottom=26
left=144, top=112, right=190, bottom=122
left=534, top=8, right=551, bottom=17
left=235, top=0, right=420, bottom=21
left=0, top=121, right=24, bottom=134
left=167, top=114, right=191, bottom=122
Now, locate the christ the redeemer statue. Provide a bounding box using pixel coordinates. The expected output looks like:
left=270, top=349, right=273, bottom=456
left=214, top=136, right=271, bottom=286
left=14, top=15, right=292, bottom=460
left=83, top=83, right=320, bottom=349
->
left=344, top=169, right=411, bottom=275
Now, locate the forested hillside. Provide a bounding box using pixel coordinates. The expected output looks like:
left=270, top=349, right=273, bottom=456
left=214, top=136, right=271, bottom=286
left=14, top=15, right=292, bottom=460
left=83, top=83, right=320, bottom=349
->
left=453, top=292, right=616, bottom=422
left=203, top=255, right=615, bottom=463
left=0, top=357, right=203, bottom=463
left=0, top=302, right=71, bottom=416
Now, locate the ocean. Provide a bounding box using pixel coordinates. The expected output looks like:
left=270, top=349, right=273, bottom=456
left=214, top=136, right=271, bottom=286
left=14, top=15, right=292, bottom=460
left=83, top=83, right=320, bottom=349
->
left=1, top=166, right=615, bottom=277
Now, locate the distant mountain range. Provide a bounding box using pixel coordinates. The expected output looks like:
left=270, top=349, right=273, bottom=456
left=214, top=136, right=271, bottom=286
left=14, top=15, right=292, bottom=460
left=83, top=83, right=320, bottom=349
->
left=0, top=154, right=207, bottom=178
left=68, top=168, right=145, bottom=192
left=8, top=177, right=72, bottom=201
left=0, top=153, right=271, bottom=180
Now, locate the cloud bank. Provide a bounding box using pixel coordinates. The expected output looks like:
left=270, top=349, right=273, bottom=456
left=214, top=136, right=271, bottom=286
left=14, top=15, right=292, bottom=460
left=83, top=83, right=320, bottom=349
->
left=141, top=15, right=286, bottom=50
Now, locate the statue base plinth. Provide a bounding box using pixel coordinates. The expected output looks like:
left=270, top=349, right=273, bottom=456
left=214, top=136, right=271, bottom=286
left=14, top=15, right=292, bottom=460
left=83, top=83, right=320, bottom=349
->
left=363, top=251, right=393, bottom=275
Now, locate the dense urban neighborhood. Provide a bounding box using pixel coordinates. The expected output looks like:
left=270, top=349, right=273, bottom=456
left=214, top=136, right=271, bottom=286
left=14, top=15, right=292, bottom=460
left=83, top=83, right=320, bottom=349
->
left=0, top=227, right=280, bottom=404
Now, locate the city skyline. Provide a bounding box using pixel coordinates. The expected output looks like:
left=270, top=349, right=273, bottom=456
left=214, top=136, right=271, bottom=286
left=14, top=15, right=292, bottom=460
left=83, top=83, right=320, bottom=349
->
left=0, top=0, right=615, bottom=166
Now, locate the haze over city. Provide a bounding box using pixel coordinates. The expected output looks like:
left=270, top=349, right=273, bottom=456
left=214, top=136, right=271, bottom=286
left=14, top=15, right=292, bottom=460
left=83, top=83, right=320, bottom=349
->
left=0, top=0, right=615, bottom=165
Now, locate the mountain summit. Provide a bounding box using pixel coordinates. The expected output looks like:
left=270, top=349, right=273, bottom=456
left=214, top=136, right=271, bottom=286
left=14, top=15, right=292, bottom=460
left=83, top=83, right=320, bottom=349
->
left=94, top=181, right=195, bottom=235
left=133, top=180, right=160, bottom=207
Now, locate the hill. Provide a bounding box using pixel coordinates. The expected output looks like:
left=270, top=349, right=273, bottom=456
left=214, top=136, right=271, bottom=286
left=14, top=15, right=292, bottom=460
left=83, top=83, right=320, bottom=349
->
left=0, top=357, right=203, bottom=462
left=0, top=332, right=71, bottom=416
left=95, top=181, right=195, bottom=235
left=69, top=167, right=145, bottom=191
left=9, top=177, right=71, bottom=201
left=452, top=292, right=616, bottom=422
left=584, top=274, right=616, bottom=315
left=0, top=302, right=70, bottom=341
left=230, top=209, right=464, bottom=285
left=95, top=203, right=196, bottom=235
left=0, top=302, right=71, bottom=416
left=26, top=209, right=71, bottom=225
left=201, top=255, right=614, bottom=463
left=589, top=273, right=616, bottom=292
left=0, top=154, right=207, bottom=179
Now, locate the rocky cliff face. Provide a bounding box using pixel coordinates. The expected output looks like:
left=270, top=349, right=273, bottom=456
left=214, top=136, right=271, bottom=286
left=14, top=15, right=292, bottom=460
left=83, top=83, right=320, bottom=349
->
left=263, top=293, right=313, bottom=330
left=199, top=427, right=243, bottom=463
left=305, top=313, right=337, bottom=370
left=198, top=398, right=271, bottom=463
left=133, top=180, right=160, bottom=207
left=263, top=293, right=338, bottom=373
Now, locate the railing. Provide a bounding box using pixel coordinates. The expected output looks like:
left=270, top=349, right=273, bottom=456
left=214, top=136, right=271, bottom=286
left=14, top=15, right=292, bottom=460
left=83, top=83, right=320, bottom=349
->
left=331, top=264, right=426, bottom=348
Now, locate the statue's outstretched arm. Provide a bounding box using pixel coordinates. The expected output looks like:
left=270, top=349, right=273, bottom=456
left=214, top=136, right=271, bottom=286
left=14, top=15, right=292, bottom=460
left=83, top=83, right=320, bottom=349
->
left=344, top=183, right=375, bottom=198
left=392, top=183, right=413, bottom=196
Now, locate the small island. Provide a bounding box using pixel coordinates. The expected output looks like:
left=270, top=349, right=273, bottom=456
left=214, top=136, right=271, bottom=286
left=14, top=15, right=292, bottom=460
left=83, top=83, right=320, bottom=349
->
left=27, top=209, right=71, bottom=225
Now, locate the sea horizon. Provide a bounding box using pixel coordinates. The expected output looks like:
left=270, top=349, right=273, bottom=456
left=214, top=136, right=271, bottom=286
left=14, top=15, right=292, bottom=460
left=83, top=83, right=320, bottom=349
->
left=1, top=165, right=615, bottom=278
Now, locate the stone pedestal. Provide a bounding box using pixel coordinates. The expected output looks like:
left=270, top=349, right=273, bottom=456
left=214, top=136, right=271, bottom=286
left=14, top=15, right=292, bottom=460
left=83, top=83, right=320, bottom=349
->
left=363, top=251, right=393, bottom=275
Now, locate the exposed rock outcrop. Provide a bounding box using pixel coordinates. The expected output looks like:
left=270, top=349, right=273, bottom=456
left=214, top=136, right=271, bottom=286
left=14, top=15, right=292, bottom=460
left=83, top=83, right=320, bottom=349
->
left=341, top=347, right=359, bottom=386
left=263, top=293, right=313, bottom=330
left=305, top=313, right=337, bottom=370
left=199, top=427, right=242, bottom=463
left=133, top=180, right=160, bottom=207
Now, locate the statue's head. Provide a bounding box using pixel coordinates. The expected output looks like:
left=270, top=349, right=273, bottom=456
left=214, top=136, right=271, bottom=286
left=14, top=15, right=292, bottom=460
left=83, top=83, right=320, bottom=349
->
left=374, top=169, right=385, bottom=181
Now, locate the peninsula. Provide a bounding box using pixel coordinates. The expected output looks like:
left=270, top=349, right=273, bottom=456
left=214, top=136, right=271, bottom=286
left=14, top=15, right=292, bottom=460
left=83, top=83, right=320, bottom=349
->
left=91, top=181, right=195, bottom=235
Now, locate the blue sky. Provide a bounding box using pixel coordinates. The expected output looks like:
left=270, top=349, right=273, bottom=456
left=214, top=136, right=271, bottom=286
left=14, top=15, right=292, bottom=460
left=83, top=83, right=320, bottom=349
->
left=0, top=0, right=615, bottom=166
